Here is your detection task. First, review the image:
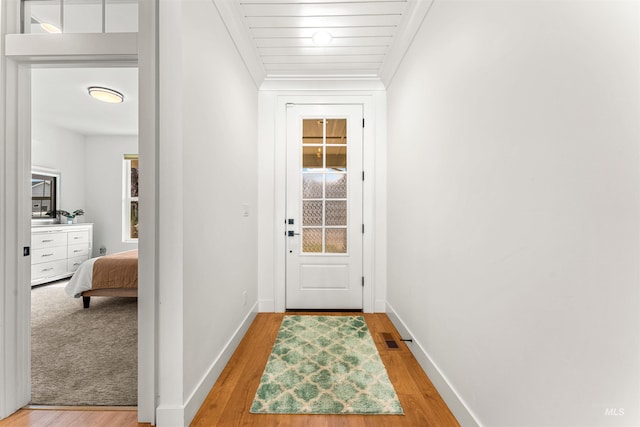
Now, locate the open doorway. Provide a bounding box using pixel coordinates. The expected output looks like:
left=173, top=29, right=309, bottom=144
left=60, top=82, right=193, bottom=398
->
left=29, top=66, right=139, bottom=406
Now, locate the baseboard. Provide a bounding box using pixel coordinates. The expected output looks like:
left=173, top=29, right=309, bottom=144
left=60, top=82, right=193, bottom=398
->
left=386, top=302, right=482, bottom=427
left=156, top=303, right=258, bottom=427
left=155, top=405, right=185, bottom=427
left=374, top=299, right=386, bottom=313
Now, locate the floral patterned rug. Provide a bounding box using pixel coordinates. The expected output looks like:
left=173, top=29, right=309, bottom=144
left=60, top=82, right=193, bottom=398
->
left=250, top=315, right=404, bottom=415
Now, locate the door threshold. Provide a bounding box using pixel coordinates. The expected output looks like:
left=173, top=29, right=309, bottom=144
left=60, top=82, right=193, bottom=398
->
left=286, top=309, right=363, bottom=312
left=23, top=405, right=137, bottom=411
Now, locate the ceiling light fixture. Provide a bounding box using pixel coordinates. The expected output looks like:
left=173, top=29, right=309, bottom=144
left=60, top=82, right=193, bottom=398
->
left=40, top=22, right=62, bottom=33
left=311, top=31, right=333, bottom=46
left=88, top=86, right=124, bottom=104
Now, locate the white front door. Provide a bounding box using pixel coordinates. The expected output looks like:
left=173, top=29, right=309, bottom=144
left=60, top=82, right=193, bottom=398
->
left=286, top=104, right=364, bottom=310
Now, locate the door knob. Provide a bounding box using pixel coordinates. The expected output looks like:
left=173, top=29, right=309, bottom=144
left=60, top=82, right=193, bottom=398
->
left=287, top=230, right=300, bottom=237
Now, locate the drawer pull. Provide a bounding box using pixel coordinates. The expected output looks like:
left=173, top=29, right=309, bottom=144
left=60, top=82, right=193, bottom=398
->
left=41, top=267, right=54, bottom=272
left=73, top=237, right=81, bottom=240
left=41, top=239, right=54, bottom=243
left=73, top=263, right=81, bottom=267
left=41, top=253, right=54, bottom=257
left=73, top=250, right=83, bottom=253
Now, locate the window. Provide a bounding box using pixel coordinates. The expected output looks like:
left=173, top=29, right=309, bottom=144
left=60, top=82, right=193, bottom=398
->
left=123, top=155, right=138, bottom=241
left=21, top=0, right=139, bottom=34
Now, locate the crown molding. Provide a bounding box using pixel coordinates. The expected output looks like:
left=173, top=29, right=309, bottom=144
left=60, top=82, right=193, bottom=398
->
left=379, top=0, right=434, bottom=88
left=212, top=0, right=266, bottom=89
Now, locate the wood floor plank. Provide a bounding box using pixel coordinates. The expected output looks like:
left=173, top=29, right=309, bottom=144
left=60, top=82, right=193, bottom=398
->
left=191, top=312, right=460, bottom=427
left=0, top=409, right=141, bottom=427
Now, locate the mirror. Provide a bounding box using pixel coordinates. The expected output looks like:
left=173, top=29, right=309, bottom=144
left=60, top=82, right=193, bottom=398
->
left=31, top=168, right=61, bottom=223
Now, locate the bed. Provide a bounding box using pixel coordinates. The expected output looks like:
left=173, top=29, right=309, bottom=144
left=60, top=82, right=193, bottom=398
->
left=65, top=249, right=138, bottom=308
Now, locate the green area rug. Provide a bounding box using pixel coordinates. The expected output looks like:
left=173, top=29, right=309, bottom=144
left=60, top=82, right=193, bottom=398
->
left=250, top=315, right=404, bottom=415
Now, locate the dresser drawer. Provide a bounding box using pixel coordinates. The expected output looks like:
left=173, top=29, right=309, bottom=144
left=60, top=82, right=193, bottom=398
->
left=31, top=259, right=67, bottom=280
left=32, top=246, right=67, bottom=264
left=68, top=255, right=89, bottom=273
left=31, top=232, right=67, bottom=249
left=68, top=243, right=89, bottom=258
left=68, top=230, right=90, bottom=245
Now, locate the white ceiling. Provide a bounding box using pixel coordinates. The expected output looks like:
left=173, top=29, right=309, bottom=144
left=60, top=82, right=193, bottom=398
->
left=30, top=1, right=430, bottom=137
left=217, top=0, right=432, bottom=84
left=31, top=67, right=138, bottom=137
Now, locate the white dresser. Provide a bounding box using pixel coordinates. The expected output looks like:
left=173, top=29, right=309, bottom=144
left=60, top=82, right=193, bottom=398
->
left=31, top=224, right=93, bottom=286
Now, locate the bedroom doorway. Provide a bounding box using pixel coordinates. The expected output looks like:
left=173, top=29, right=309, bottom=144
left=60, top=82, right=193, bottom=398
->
left=29, top=66, right=139, bottom=407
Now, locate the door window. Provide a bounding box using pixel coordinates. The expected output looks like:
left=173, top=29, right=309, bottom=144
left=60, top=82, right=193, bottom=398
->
left=301, top=118, right=347, bottom=254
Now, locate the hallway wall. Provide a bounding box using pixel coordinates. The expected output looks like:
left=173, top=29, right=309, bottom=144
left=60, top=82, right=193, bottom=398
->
left=387, top=1, right=639, bottom=426
left=156, top=0, right=258, bottom=425
left=181, top=0, right=258, bottom=407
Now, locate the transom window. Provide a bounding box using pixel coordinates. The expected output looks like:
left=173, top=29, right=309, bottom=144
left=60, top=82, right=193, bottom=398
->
left=21, top=0, right=138, bottom=34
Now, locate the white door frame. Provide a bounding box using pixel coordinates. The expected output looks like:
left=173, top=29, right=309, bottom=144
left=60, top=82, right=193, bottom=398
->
left=0, top=22, right=157, bottom=427
left=264, top=92, right=387, bottom=314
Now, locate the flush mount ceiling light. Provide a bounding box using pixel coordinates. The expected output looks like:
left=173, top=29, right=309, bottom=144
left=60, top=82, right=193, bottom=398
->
left=31, top=16, right=62, bottom=33
left=88, top=86, right=124, bottom=104
left=40, top=22, right=61, bottom=33
left=311, top=31, right=333, bottom=46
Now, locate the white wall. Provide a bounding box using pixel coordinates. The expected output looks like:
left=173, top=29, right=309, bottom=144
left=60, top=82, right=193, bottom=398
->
left=387, top=1, right=639, bottom=426
left=181, top=0, right=258, bottom=403
left=32, top=122, right=85, bottom=213
left=84, top=135, right=138, bottom=256
left=156, top=0, right=258, bottom=425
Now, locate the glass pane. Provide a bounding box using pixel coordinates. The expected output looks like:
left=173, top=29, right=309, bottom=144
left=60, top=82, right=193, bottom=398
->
left=24, top=0, right=62, bottom=34
left=326, top=119, right=347, bottom=145
left=325, top=200, right=347, bottom=226
left=325, top=173, right=347, bottom=199
left=326, top=228, right=347, bottom=253
left=130, top=159, right=139, bottom=198
left=303, top=146, right=323, bottom=169
left=302, top=228, right=322, bottom=253
left=326, top=146, right=347, bottom=170
left=130, top=201, right=139, bottom=239
left=302, top=201, right=323, bottom=226
left=106, top=0, right=138, bottom=33
left=303, top=119, right=323, bottom=144
left=303, top=174, right=323, bottom=199
left=64, top=0, right=103, bottom=33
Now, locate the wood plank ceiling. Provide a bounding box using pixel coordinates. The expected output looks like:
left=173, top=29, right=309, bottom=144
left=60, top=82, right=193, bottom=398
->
left=216, top=0, right=432, bottom=86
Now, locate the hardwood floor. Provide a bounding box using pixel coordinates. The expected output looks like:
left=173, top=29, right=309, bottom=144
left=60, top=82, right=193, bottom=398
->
left=0, top=407, right=145, bottom=427
left=191, top=312, right=460, bottom=427
left=1, top=312, right=459, bottom=427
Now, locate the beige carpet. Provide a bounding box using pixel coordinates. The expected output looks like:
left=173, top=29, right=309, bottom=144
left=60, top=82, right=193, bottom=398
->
left=30, top=283, right=137, bottom=406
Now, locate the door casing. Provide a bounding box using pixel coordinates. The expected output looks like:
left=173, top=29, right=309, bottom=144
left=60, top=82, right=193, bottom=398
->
left=259, top=91, right=387, bottom=314
left=0, top=33, right=157, bottom=425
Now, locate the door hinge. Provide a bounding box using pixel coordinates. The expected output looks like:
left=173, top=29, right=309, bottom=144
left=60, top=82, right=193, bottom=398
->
left=362, top=224, right=365, bottom=234
left=362, top=171, right=365, bottom=181
left=362, top=118, right=365, bottom=128
left=362, top=276, right=365, bottom=287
